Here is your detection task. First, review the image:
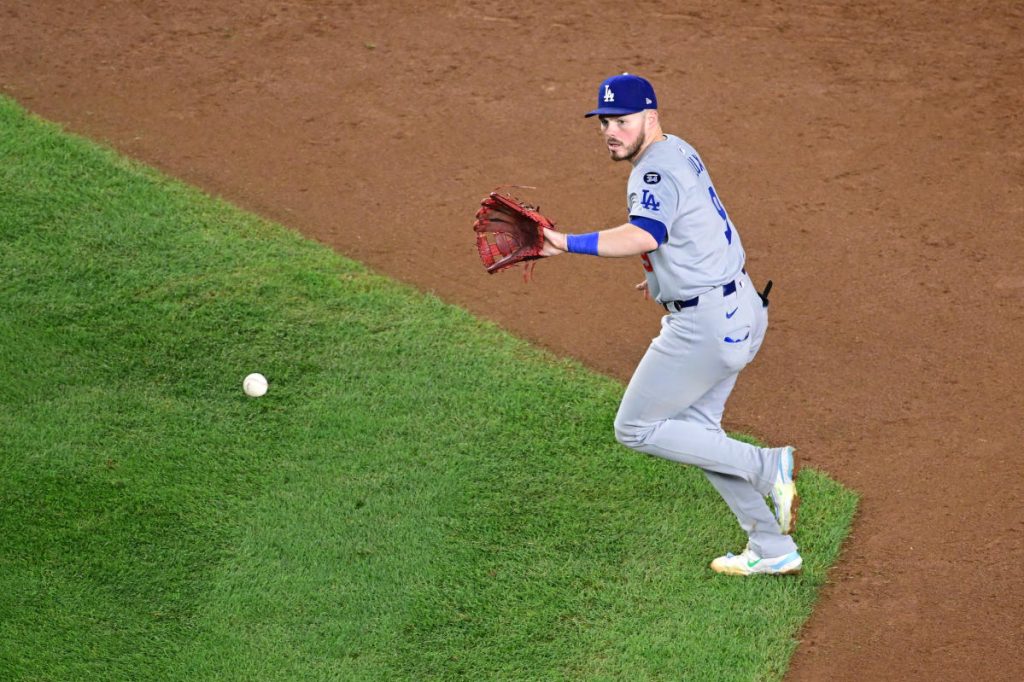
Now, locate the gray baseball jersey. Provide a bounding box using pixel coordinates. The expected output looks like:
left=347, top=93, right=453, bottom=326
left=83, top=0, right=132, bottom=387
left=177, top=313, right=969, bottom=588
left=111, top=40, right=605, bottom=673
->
left=612, top=133, right=797, bottom=561
left=626, top=134, right=746, bottom=303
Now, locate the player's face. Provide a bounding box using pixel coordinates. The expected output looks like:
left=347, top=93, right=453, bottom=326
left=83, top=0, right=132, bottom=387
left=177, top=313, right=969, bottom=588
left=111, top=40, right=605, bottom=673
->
left=599, top=112, right=648, bottom=162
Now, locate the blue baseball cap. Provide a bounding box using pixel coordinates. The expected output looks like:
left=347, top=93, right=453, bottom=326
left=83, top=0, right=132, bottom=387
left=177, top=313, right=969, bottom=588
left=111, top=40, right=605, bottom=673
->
left=584, top=73, right=658, bottom=118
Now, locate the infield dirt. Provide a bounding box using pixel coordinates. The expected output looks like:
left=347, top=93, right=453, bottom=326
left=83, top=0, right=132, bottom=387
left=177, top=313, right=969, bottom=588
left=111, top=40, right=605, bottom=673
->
left=2, top=2, right=1021, bottom=679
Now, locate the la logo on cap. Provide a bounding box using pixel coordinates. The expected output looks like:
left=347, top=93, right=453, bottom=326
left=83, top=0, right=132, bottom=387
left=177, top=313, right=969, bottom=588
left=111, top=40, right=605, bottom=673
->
left=585, top=73, right=658, bottom=118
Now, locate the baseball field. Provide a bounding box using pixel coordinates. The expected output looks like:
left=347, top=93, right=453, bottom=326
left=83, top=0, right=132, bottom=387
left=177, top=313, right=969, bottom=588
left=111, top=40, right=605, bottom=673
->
left=0, top=97, right=855, bottom=679
left=2, top=1, right=1022, bottom=680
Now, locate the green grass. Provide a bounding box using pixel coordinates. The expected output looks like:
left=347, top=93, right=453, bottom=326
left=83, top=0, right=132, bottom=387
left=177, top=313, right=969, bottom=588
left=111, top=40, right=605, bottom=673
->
left=0, top=95, right=857, bottom=681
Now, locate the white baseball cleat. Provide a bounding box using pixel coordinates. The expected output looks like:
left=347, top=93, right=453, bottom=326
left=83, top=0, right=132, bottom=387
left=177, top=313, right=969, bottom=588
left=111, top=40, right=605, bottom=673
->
left=710, top=548, right=803, bottom=576
left=771, top=446, right=799, bottom=535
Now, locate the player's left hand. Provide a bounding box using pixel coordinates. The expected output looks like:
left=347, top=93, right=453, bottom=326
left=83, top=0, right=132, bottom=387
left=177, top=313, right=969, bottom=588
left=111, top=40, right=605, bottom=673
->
left=635, top=280, right=650, bottom=300
left=473, top=190, right=554, bottom=277
left=541, top=227, right=568, bottom=257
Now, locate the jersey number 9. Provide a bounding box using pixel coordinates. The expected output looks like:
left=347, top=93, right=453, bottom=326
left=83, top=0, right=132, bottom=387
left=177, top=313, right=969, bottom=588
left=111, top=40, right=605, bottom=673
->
left=708, top=186, right=733, bottom=245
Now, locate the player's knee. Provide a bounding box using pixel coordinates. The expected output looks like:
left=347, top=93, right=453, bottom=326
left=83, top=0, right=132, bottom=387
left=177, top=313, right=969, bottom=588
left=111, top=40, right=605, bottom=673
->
left=613, top=413, right=649, bottom=449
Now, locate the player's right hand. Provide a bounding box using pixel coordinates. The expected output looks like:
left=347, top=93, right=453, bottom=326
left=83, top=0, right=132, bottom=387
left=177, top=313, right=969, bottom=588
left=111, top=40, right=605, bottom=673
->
left=635, top=280, right=650, bottom=300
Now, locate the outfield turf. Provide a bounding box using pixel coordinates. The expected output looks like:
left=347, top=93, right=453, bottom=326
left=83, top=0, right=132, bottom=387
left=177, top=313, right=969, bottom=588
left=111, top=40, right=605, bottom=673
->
left=0, top=96, right=857, bottom=681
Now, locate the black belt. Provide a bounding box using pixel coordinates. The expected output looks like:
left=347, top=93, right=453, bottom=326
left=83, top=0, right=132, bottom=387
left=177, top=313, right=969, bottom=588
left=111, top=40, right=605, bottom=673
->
left=663, top=269, right=744, bottom=312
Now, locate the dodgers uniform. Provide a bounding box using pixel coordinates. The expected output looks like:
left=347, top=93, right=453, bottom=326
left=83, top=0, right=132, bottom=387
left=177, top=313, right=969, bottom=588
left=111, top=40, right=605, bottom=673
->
left=612, top=133, right=797, bottom=560
left=571, top=74, right=799, bottom=563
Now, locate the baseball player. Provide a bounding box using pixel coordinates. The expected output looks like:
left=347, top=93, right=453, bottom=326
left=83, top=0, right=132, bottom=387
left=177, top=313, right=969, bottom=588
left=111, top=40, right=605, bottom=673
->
left=541, top=74, right=800, bottom=576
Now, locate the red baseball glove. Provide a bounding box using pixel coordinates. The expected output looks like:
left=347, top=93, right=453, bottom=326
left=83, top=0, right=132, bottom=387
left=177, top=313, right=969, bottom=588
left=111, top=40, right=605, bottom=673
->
left=473, top=190, right=554, bottom=278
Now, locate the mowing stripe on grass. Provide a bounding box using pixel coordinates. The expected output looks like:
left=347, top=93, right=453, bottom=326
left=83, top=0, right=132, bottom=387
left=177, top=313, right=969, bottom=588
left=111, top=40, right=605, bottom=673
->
left=0, top=96, right=856, bottom=681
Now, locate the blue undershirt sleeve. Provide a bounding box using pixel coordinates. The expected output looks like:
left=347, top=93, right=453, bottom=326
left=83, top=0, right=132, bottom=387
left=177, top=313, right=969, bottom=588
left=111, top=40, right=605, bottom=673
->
left=629, top=215, right=667, bottom=245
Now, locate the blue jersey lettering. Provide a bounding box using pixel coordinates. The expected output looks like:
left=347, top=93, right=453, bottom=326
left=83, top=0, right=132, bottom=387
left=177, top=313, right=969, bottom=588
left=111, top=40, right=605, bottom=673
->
left=641, top=190, right=661, bottom=211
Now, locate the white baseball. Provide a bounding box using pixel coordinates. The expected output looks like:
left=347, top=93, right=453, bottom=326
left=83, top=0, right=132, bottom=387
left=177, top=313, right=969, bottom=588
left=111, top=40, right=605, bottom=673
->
left=243, top=372, right=268, bottom=397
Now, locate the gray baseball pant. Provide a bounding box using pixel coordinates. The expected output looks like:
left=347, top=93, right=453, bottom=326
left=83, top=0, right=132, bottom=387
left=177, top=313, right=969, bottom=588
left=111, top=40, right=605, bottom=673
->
left=613, top=272, right=797, bottom=558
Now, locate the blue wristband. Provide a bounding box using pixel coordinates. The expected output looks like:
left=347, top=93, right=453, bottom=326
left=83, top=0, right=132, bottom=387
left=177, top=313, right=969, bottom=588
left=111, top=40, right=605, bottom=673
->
left=566, top=232, right=600, bottom=255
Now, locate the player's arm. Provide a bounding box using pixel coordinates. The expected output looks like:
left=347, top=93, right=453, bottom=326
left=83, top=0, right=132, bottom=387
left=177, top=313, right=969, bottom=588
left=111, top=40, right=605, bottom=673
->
left=541, top=221, right=659, bottom=258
